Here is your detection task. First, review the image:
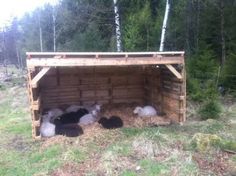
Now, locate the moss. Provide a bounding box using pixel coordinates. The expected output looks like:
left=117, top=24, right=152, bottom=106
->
left=190, top=133, right=222, bottom=152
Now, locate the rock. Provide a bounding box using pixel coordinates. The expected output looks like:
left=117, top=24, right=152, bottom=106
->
left=136, top=166, right=141, bottom=171
left=191, top=133, right=222, bottom=152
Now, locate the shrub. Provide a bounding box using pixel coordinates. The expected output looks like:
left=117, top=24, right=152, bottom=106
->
left=198, top=100, right=222, bottom=120
left=187, top=47, right=220, bottom=102
left=187, top=78, right=219, bottom=102
left=190, top=133, right=222, bottom=152
left=221, top=53, right=236, bottom=90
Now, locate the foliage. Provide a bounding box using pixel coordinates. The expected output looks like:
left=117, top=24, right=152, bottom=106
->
left=198, top=100, right=222, bottom=120
left=187, top=47, right=219, bottom=102
left=122, top=1, right=162, bottom=51
left=221, top=53, right=236, bottom=90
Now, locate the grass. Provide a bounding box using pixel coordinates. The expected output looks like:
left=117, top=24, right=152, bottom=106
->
left=0, top=73, right=235, bottom=175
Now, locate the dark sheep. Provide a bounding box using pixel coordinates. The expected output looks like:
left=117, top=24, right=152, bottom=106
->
left=55, top=122, right=83, bottom=137
left=55, top=108, right=89, bottom=124
left=98, top=116, right=123, bottom=129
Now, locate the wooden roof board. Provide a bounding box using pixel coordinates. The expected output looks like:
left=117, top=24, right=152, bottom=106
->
left=26, top=51, right=184, bottom=67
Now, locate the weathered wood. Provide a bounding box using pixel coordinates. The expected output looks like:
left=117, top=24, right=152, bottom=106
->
left=26, top=52, right=186, bottom=139
left=31, top=67, right=50, bottom=88
left=27, top=57, right=183, bottom=67
left=26, top=51, right=185, bottom=57
left=165, top=64, right=182, bottom=79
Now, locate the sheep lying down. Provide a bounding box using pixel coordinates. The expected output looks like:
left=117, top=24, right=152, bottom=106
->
left=40, top=104, right=101, bottom=137
left=40, top=104, right=158, bottom=138
left=40, top=113, right=56, bottom=137
left=133, top=105, right=157, bottom=117
left=78, top=110, right=98, bottom=125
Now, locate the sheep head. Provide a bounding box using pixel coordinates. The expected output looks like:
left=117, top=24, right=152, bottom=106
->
left=42, top=113, right=51, bottom=122
left=133, top=106, right=142, bottom=115
left=95, top=104, right=101, bottom=112
left=91, top=110, right=98, bottom=117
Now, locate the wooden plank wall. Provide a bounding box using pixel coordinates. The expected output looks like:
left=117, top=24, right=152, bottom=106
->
left=160, top=65, right=185, bottom=122
left=28, top=64, right=186, bottom=138
left=144, top=66, right=161, bottom=111
left=40, top=66, right=147, bottom=110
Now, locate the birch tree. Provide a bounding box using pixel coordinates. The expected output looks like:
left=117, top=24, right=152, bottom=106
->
left=159, top=0, right=170, bottom=51
left=52, top=7, right=56, bottom=52
left=113, top=0, right=122, bottom=52
left=38, top=11, right=43, bottom=52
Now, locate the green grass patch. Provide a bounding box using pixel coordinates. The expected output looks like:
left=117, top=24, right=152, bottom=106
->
left=6, top=122, right=31, bottom=136
left=220, top=140, right=236, bottom=152
left=121, top=128, right=144, bottom=137
left=107, top=143, right=132, bottom=156
left=0, top=144, right=63, bottom=176
left=139, top=159, right=168, bottom=176
left=121, top=170, right=137, bottom=176
left=62, top=148, right=87, bottom=163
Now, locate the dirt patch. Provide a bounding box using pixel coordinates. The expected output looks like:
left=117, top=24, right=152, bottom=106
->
left=193, top=151, right=231, bottom=175
left=79, top=123, right=123, bottom=148
left=8, top=135, right=34, bottom=152
left=40, top=135, right=73, bottom=150
left=76, top=151, right=137, bottom=176
left=51, top=162, right=81, bottom=176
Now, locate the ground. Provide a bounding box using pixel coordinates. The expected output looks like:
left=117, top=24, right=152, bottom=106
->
left=0, top=68, right=235, bottom=176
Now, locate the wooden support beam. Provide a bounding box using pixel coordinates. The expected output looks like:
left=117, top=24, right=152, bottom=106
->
left=165, top=64, right=182, bottom=79
left=27, top=57, right=184, bottom=67
left=31, top=67, right=50, bottom=88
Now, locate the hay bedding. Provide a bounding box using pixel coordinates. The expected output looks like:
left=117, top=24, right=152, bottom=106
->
left=76, top=103, right=170, bottom=142
left=99, top=103, right=171, bottom=128
left=43, top=104, right=171, bottom=141
left=67, top=103, right=171, bottom=139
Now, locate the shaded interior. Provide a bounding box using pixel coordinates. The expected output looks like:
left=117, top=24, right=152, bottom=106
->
left=37, top=65, right=183, bottom=118
left=29, top=65, right=185, bottom=138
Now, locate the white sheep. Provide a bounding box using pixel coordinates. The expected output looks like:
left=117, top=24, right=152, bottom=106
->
left=78, top=110, right=98, bottom=125
left=65, top=105, right=84, bottom=113
left=133, top=106, right=157, bottom=117
left=40, top=112, right=55, bottom=137
left=48, top=108, right=64, bottom=119
left=85, top=104, right=101, bottom=113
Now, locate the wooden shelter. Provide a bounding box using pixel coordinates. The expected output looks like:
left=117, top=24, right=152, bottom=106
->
left=26, top=51, right=186, bottom=139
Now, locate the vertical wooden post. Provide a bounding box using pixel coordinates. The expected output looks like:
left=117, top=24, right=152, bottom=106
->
left=27, top=68, right=37, bottom=138
left=159, top=67, right=164, bottom=115
left=179, top=64, right=186, bottom=123
left=108, top=77, right=113, bottom=104
left=27, top=67, right=42, bottom=139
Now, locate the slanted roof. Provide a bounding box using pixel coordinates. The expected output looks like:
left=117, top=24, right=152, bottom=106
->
left=26, top=51, right=184, bottom=67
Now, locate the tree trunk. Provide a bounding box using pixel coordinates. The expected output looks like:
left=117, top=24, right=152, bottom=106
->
left=113, top=0, right=122, bottom=52
left=159, top=0, right=170, bottom=51
left=38, top=12, right=43, bottom=52
left=220, top=0, right=225, bottom=65
left=53, top=7, right=56, bottom=52
left=196, top=0, right=200, bottom=49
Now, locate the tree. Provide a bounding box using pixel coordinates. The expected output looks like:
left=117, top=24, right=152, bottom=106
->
left=159, top=0, right=170, bottom=51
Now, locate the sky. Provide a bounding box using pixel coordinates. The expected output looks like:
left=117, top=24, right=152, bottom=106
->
left=0, top=0, right=57, bottom=27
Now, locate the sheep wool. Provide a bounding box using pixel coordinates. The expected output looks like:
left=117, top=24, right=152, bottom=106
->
left=40, top=114, right=55, bottom=137
left=133, top=106, right=157, bottom=117
left=66, top=105, right=84, bottom=113
left=48, top=108, right=64, bottom=118
left=79, top=110, right=98, bottom=125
